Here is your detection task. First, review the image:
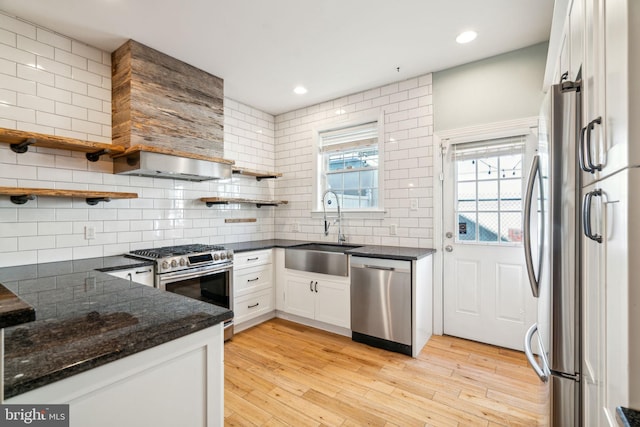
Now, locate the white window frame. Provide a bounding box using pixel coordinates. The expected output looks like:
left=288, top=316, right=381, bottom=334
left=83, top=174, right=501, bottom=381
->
left=311, top=112, right=385, bottom=219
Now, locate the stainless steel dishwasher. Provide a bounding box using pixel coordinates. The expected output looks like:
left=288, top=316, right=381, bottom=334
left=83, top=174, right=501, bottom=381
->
left=350, top=256, right=412, bottom=355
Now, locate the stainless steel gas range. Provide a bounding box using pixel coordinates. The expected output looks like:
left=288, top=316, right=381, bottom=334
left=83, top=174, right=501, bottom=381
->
left=128, top=244, right=234, bottom=340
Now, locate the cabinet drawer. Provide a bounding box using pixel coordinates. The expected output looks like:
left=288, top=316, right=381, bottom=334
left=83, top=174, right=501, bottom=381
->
left=233, top=249, right=272, bottom=269
left=234, top=264, right=272, bottom=297
left=234, top=289, right=273, bottom=324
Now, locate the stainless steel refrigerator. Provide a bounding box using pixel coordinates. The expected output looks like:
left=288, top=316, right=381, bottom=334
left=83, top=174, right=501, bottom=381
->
left=523, top=78, right=582, bottom=426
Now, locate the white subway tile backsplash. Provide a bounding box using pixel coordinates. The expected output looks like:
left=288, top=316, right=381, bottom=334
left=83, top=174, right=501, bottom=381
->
left=54, top=48, right=87, bottom=69
left=36, top=28, right=71, bottom=51
left=19, top=235, right=56, bottom=250
left=71, top=67, right=101, bottom=86
left=17, top=93, right=54, bottom=113
left=17, top=35, right=54, bottom=59
left=36, top=110, right=71, bottom=128
left=0, top=40, right=35, bottom=65
left=0, top=28, right=16, bottom=46
left=87, top=85, right=109, bottom=101
left=71, top=41, right=102, bottom=63
left=0, top=58, right=16, bottom=76
left=0, top=73, right=36, bottom=94
left=0, top=104, right=35, bottom=122
left=37, top=83, right=71, bottom=103
left=71, top=92, right=101, bottom=110
left=87, top=60, right=110, bottom=78
left=55, top=75, right=87, bottom=95
left=55, top=101, right=87, bottom=119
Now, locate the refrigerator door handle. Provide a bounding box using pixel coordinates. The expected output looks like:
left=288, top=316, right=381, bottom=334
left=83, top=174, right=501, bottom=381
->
left=523, top=155, right=543, bottom=297
left=524, top=323, right=550, bottom=382
left=582, top=189, right=603, bottom=243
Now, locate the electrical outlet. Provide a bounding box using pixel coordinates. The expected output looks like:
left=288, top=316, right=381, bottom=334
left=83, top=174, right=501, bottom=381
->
left=410, top=198, right=418, bottom=211
left=292, top=222, right=300, bottom=232
left=390, top=224, right=397, bottom=235
left=84, top=226, right=96, bottom=240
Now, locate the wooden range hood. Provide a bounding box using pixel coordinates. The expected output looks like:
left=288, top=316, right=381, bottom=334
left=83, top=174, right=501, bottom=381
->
left=111, top=40, right=233, bottom=180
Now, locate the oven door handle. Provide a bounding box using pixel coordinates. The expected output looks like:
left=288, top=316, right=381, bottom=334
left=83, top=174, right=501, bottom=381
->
left=158, top=264, right=232, bottom=288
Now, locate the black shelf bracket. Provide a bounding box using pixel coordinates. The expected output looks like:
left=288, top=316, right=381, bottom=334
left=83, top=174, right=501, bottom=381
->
left=9, top=194, right=35, bottom=205
left=205, top=201, right=227, bottom=207
left=85, top=149, right=110, bottom=162
left=256, top=175, right=278, bottom=182
left=86, top=197, right=111, bottom=206
left=10, top=138, right=36, bottom=154
left=256, top=203, right=277, bottom=208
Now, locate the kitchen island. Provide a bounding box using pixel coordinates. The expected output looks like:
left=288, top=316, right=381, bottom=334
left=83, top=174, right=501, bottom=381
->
left=0, top=256, right=232, bottom=427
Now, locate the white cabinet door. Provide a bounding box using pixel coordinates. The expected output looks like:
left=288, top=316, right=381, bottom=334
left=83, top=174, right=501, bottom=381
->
left=283, top=270, right=350, bottom=329
left=107, top=266, right=154, bottom=287
left=314, top=279, right=350, bottom=329
left=283, top=273, right=315, bottom=319
left=582, top=181, right=607, bottom=426
left=602, top=0, right=640, bottom=176
left=569, top=0, right=584, bottom=81
left=597, top=168, right=640, bottom=424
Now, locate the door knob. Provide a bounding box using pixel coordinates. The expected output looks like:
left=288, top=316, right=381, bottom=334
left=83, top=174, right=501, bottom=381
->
left=445, top=232, right=453, bottom=238
left=445, top=245, right=453, bottom=252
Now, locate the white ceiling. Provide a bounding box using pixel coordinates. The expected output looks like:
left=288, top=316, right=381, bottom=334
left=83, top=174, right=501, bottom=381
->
left=0, top=0, right=554, bottom=116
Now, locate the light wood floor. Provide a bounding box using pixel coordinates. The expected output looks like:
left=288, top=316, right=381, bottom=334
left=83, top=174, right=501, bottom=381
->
left=224, top=318, right=549, bottom=426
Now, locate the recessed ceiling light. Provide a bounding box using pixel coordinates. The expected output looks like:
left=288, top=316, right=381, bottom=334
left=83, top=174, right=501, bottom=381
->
left=456, top=31, right=477, bottom=44
left=294, top=86, right=307, bottom=95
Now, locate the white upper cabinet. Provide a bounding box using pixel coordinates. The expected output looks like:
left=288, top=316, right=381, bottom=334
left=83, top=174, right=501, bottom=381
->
left=581, top=0, right=606, bottom=186
left=601, top=0, right=640, bottom=177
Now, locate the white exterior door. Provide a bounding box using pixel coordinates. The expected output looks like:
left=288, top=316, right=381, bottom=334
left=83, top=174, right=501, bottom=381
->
left=442, top=134, right=537, bottom=351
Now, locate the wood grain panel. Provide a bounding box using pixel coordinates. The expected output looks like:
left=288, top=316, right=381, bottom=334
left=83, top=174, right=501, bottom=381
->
left=0, top=128, right=124, bottom=155
left=0, top=187, right=137, bottom=199
left=225, top=318, right=549, bottom=426
left=112, top=40, right=224, bottom=158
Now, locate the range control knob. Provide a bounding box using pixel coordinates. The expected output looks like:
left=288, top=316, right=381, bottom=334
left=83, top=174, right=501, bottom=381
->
left=179, top=258, right=187, bottom=266
left=161, top=261, right=169, bottom=270
left=170, top=259, right=178, bottom=268
left=214, top=253, right=220, bottom=261
left=220, top=252, right=227, bottom=260
left=227, top=251, right=234, bottom=260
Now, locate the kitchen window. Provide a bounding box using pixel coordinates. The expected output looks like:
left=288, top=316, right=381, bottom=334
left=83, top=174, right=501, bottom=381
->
left=316, top=120, right=383, bottom=212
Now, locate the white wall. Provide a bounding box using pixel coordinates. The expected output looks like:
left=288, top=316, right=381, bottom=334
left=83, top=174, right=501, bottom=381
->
left=0, top=12, right=276, bottom=267
left=274, top=75, right=434, bottom=248
left=433, top=42, right=548, bottom=132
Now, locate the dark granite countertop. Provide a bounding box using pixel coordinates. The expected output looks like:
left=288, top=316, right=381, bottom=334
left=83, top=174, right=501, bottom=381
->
left=227, top=239, right=436, bottom=260
left=0, top=283, right=35, bottom=329
left=618, top=407, right=640, bottom=426
left=0, top=256, right=232, bottom=399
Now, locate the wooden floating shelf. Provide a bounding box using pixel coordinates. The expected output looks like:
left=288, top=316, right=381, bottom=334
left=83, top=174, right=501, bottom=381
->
left=224, top=218, right=257, bottom=223
left=0, top=187, right=138, bottom=206
left=200, top=197, right=288, bottom=208
left=0, top=128, right=125, bottom=162
left=232, top=167, right=282, bottom=181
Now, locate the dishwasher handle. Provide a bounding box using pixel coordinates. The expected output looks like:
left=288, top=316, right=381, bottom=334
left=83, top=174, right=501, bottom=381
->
left=363, top=265, right=395, bottom=271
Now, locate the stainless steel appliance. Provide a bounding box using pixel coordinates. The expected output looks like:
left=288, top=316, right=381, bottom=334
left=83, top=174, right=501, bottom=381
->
left=350, top=256, right=412, bottom=356
left=128, top=244, right=234, bottom=340
left=523, top=78, right=582, bottom=425
left=114, top=150, right=232, bottom=182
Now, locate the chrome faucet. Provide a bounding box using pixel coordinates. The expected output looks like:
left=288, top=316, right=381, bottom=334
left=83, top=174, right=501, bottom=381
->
left=322, top=189, right=346, bottom=243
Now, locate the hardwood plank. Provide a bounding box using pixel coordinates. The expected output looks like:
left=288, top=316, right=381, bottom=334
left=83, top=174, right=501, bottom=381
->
left=224, top=319, right=548, bottom=426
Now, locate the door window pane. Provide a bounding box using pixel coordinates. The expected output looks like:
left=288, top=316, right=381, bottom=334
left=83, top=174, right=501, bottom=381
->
left=454, top=147, right=524, bottom=245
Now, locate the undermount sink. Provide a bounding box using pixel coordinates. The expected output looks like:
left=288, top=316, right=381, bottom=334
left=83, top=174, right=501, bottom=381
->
left=285, top=243, right=362, bottom=276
